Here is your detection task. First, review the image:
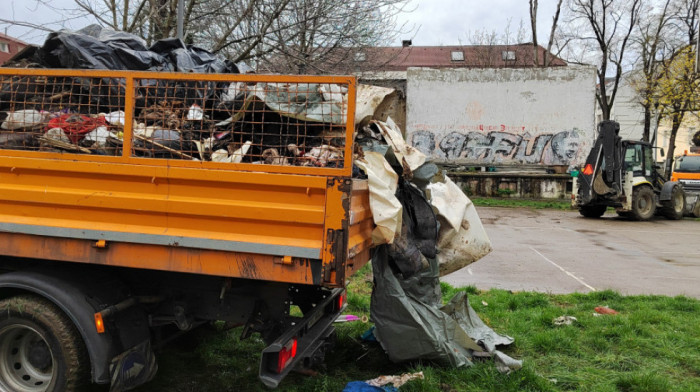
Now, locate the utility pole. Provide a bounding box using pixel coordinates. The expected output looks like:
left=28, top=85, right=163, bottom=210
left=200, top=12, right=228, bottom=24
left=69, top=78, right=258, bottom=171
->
left=177, top=0, right=184, bottom=40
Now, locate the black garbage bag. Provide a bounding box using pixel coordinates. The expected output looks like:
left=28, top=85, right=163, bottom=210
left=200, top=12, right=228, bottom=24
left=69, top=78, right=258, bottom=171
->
left=149, top=39, right=235, bottom=74
left=36, top=32, right=130, bottom=70
left=23, top=26, right=239, bottom=111
left=387, top=179, right=438, bottom=277
left=371, top=244, right=521, bottom=370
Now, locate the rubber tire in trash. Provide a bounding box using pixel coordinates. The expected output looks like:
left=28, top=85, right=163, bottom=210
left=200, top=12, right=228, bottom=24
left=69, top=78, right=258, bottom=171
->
left=579, top=205, right=607, bottom=218
left=630, top=186, right=656, bottom=221
left=660, top=185, right=685, bottom=220
left=0, top=295, right=88, bottom=392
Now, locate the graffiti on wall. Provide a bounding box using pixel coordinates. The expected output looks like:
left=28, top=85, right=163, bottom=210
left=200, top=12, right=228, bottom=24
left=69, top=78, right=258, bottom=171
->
left=410, top=126, right=589, bottom=166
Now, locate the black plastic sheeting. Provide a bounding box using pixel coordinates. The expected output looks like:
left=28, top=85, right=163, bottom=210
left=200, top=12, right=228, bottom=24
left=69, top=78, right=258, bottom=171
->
left=3, top=26, right=238, bottom=113
left=33, top=27, right=237, bottom=73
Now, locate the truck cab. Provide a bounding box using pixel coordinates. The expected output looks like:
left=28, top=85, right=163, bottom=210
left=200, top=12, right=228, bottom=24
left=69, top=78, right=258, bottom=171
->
left=670, top=149, right=700, bottom=217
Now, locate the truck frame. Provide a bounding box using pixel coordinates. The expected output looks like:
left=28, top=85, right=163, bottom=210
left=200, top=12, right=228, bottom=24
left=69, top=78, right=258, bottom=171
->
left=0, top=68, right=372, bottom=391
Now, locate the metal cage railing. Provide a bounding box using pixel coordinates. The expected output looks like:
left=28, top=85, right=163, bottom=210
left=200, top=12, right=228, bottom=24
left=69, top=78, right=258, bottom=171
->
left=0, top=69, right=356, bottom=177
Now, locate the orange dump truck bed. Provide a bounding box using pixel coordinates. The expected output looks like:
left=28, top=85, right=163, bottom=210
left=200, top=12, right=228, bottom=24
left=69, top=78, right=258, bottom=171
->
left=0, top=68, right=373, bottom=288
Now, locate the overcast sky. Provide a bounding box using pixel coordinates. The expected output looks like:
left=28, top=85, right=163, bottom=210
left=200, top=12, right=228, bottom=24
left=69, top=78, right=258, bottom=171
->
left=397, top=0, right=563, bottom=46
left=3, top=0, right=564, bottom=47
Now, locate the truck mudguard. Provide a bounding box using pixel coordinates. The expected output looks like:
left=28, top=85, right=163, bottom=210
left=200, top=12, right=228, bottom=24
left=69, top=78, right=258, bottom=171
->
left=660, top=181, right=681, bottom=201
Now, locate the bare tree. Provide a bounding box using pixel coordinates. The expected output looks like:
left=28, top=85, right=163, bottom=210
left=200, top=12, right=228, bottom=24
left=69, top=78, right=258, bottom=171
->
left=631, top=0, right=677, bottom=142
left=544, top=0, right=565, bottom=66
left=259, top=0, right=411, bottom=74
left=529, top=0, right=564, bottom=67
left=563, top=0, right=643, bottom=121
left=656, top=0, right=700, bottom=174
left=467, top=19, right=528, bottom=67
left=3, top=0, right=411, bottom=71
left=529, top=0, right=539, bottom=65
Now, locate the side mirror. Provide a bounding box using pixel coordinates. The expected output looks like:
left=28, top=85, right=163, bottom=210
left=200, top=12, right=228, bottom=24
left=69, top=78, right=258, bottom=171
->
left=659, top=148, right=665, bottom=157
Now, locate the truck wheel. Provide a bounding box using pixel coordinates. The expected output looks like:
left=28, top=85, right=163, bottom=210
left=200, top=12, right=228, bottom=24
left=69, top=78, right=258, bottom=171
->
left=0, top=296, right=88, bottom=392
left=579, top=205, right=607, bottom=218
left=660, top=185, right=685, bottom=220
left=630, top=186, right=656, bottom=221
left=694, top=202, right=700, bottom=218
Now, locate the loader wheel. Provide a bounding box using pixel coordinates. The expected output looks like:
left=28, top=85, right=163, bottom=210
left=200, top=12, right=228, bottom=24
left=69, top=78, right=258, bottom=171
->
left=660, top=185, right=685, bottom=220
left=579, top=205, right=607, bottom=218
left=0, top=295, right=88, bottom=392
left=630, top=186, right=656, bottom=221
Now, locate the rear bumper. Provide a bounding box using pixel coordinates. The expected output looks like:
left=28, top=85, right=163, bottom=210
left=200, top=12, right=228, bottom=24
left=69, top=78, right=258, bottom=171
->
left=259, top=288, right=345, bottom=388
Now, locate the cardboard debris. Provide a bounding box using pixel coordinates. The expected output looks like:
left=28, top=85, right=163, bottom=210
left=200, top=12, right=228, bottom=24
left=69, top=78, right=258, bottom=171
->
left=365, top=371, right=424, bottom=388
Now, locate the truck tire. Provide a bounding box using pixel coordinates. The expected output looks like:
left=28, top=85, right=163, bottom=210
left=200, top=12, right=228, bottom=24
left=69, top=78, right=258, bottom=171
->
left=660, top=185, right=685, bottom=220
left=579, top=205, right=607, bottom=218
left=630, top=186, right=656, bottom=221
left=0, top=295, right=88, bottom=392
left=694, top=202, right=700, bottom=218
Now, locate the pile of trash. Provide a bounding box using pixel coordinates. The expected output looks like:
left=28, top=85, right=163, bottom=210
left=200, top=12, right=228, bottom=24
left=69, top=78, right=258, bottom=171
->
left=0, top=27, right=347, bottom=166
left=354, top=90, right=520, bottom=373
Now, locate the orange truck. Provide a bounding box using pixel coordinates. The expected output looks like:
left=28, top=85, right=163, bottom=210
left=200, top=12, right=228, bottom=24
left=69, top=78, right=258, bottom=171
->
left=0, top=68, right=373, bottom=391
left=671, top=147, right=700, bottom=217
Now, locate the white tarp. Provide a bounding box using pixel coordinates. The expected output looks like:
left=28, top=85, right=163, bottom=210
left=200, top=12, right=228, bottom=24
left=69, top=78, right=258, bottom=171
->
left=355, top=152, right=402, bottom=245
left=427, top=177, right=492, bottom=276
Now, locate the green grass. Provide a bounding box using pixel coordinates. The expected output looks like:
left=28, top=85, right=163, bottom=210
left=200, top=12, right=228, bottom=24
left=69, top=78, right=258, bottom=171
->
left=132, top=265, right=700, bottom=392
left=471, top=197, right=574, bottom=210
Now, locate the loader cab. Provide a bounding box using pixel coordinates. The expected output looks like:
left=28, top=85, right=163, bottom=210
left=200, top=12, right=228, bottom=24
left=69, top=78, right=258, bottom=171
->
left=622, top=141, right=655, bottom=180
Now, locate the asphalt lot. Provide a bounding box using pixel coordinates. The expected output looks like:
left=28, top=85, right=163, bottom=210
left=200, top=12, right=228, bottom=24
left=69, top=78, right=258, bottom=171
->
left=442, top=206, right=700, bottom=298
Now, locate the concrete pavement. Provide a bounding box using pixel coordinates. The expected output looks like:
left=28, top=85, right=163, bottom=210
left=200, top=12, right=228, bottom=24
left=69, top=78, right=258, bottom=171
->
left=442, top=207, right=700, bottom=298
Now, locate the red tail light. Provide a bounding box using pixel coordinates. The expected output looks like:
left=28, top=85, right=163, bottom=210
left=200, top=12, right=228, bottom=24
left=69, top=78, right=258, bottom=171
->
left=276, top=338, right=298, bottom=373
left=582, top=164, right=594, bottom=176
left=338, top=291, right=346, bottom=310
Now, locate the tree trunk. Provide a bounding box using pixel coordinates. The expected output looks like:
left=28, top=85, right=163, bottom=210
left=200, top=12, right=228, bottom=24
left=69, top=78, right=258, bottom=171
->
left=642, top=105, right=651, bottom=142
left=664, top=114, right=682, bottom=176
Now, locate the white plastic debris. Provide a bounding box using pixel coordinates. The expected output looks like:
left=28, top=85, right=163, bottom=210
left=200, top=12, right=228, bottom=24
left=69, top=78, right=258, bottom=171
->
left=186, top=104, right=203, bottom=120
left=133, top=123, right=156, bottom=138
left=355, top=152, right=402, bottom=245
left=374, top=118, right=426, bottom=173
left=221, top=81, right=247, bottom=102
left=231, top=141, right=252, bottom=163
left=318, top=84, right=346, bottom=103
left=355, top=85, right=395, bottom=127
left=84, top=126, right=116, bottom=147
left=44, top=127, right=70, bottom=143
left=211, top=149, right=231, bottom=163
left=103, top=111, right=126, bottom=126
left=553, top=316, right=578, bottom=326
left=1, top=110, right=46, bottom=130
left=211, top=141, right=252, bottom=163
